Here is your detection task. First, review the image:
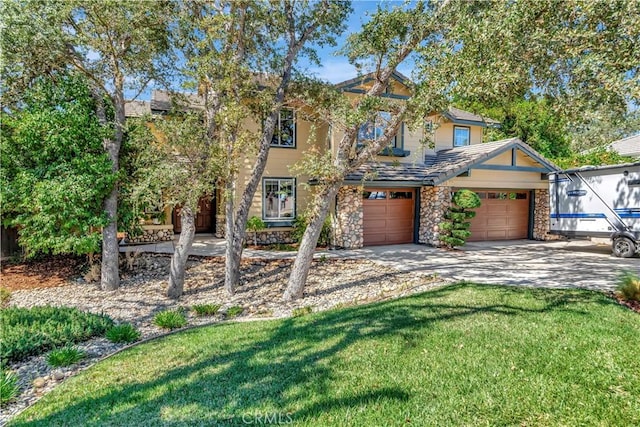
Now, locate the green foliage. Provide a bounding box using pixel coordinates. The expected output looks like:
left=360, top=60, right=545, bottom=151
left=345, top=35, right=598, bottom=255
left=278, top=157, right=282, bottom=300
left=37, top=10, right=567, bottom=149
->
left=554, top=148, right=635, bottom=170
left=617, top=271, right=640, bottom=302
left=46, top=346, right=86, bottom=368
left=0, top=287, right=11, bottom=308
left=292, top=214, right=332, bottom=247
left=452, top=189, right=481, bottom=210
left=153, top=309, right=187, bottom=330
left=192, top=304, right=221, bottom=317
left=105, top=324, right=141, bottom=344
left=246, top=216, right=266, bottom=246
left=0, top=74, right=116, bottom=257
left=225, top=306, right=244, bottom=318
left=0, top=306, right=113, bottom=366
left=292, top=306, right=313, bottom=317
left=439, top=190, right=481, bottom=249
left=0, top=369, right=19, bottom=404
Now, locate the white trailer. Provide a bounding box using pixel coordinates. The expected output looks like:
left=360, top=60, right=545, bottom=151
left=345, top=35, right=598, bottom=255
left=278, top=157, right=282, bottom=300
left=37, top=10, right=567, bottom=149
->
left=549, top=162, right=640, bottom=258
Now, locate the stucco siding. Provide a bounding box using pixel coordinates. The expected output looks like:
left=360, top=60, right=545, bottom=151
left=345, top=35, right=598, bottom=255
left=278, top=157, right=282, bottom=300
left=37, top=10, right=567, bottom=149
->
left=447, top=169, right=547, bottom=189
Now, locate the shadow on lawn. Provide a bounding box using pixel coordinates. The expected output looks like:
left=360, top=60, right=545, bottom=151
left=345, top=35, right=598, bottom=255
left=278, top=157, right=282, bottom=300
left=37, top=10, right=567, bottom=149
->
left=13, top=284, right=617, bottom=426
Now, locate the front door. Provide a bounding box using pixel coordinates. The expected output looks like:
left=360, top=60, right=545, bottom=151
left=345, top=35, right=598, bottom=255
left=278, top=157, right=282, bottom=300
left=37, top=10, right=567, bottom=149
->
left=173, top=196, right=214, bottom=233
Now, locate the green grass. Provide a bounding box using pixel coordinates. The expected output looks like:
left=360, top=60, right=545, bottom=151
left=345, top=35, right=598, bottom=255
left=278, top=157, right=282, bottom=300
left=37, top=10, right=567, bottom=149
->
left=225, top=305, right=244, bottom=318
left=105, top=324, right=141, bottom=344
left=192, top=303, right=221, bottom=317
left=153, top=309, right=187, bottom=330
left=46, top=347, right=85, bottom=368
left=9, top=284, right=640, bottom=426
left=0, top=369, right=19, bottom=404
left=0, top=306, right=113, bottom=366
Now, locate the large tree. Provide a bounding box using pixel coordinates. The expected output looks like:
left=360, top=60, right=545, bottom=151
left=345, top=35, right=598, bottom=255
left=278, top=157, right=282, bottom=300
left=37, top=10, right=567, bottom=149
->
left=1, top=0, right=173, bottom=290
left=1, top=74, right=115, bottom=258
left=171, top=0, right=351, bottom=295
left=284, top=1, right=450, bottom=300
left=284, top=0, right=640, bottom=300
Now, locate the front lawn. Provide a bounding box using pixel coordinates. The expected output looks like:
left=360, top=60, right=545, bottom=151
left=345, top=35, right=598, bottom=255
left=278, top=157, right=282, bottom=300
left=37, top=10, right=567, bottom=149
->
left=10, top=284, right=640, bottom=426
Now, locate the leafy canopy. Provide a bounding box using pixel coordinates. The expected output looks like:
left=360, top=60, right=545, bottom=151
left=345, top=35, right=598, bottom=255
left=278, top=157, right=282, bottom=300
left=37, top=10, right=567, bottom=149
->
left=0, top=74, right=115, bottom=256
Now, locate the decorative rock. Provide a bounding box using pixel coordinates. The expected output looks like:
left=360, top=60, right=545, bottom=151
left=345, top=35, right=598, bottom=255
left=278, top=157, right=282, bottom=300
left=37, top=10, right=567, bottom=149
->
left=52, top=370, right=65, bottom=381
left=32, top=377, right=46, bottom=388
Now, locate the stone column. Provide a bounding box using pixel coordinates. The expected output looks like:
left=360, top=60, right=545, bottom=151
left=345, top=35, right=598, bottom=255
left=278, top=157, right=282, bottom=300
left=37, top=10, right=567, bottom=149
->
left=418, top=186, right=451, bottom=246
left=334, top=186, right=363, bottom=249
left=533, top=188, right=556, bottom=240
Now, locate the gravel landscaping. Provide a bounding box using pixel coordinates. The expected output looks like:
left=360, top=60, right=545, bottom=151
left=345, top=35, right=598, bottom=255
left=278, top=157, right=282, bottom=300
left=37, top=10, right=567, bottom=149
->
left=1, top=253, right=447, bottom=424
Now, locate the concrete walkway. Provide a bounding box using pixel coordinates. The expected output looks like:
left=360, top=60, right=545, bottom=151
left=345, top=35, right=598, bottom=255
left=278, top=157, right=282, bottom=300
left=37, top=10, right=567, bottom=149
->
left=121, top=237, right=639, bottom=292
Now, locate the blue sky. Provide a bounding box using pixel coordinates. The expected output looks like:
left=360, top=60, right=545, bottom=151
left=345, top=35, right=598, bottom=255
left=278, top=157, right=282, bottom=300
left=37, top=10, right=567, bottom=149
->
left=137, top=1, right=407, bottom=99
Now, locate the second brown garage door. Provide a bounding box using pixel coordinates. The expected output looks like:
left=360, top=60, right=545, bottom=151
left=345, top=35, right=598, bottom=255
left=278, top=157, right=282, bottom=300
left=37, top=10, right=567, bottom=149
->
left=468, top=190, right=530, bottom=241
left=363, top=188, right=415, bottom=246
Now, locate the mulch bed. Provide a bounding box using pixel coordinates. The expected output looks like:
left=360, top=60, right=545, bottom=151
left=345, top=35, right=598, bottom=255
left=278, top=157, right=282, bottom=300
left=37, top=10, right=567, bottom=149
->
left=1, top=256, right=86, bottom=291
left=607, top=291, right=640, bottom=314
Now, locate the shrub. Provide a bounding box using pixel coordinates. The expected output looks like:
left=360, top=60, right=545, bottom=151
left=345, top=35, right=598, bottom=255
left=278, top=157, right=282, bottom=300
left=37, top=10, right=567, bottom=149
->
left=225, top=306, right=244, bottom=318
left=439, top=189, right=482, bottom=249
left=153, top=309, right=187, bottom=330
left=617, top=271, right=640, bottom=301
left=192, top=304, right=221, bottom=317
left=0, top=369, right=19, bottom=404
left=46, top=346, right=85, bottom=367
left=292, top=306, right=313, bottom=317
left=105, top=323, right=141, bottom=344
left=0, top=306, right=113, bottom=365
left=246, top=216, right=266, bottom=246
left=0, top=287, right=11, bottom=308
left=292, top=214, right=332, bottom=247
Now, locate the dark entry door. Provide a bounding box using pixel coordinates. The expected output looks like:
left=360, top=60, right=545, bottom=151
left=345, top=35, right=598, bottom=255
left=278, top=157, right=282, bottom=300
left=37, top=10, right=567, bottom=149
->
left=173, top=196, right=214, bottom=233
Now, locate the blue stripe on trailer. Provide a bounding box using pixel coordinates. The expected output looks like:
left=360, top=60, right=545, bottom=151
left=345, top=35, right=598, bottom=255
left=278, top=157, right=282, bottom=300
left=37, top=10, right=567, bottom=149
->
left=550, top=213, right=607, bottom=219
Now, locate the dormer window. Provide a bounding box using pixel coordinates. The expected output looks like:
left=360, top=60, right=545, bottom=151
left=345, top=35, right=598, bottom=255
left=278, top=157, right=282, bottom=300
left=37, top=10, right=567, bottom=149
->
left=453, top=126, right=470, bottom=147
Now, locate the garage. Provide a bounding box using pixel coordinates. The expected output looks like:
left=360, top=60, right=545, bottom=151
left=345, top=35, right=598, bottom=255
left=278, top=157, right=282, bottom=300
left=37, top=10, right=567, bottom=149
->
left=468, top=190, right=530, bottom=241
left=363, top=188, right=415, bottom=246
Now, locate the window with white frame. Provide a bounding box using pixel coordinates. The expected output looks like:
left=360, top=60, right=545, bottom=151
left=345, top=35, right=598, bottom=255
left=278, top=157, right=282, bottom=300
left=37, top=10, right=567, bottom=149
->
left=358, top=111, right=400, bottom=148
left=453, top=126, right=470, bottom=147
left=263, top=178, right=295, bottom=220
left=271, top=108, right=296, bottom=147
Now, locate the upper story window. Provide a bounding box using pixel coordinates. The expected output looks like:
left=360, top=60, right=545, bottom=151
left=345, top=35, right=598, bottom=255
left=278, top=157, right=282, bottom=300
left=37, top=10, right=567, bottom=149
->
left=453, top=126, right=470, bottom=147
left=271, top=108, right=296, bottom=148
left=358, top=111, right=400, bottom=148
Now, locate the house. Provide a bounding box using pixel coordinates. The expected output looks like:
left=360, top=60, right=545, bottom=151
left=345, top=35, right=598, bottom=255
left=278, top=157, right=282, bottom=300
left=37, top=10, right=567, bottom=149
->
left=607, top=133, right=640, bottom=158
left=125, top=72, right=559, bottom=247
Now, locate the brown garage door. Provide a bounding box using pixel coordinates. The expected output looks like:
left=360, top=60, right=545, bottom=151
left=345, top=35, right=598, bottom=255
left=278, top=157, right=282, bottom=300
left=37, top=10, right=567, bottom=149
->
left=468, top=190, right=530, bottom=241
left=363, top=189, right=415, bottom=246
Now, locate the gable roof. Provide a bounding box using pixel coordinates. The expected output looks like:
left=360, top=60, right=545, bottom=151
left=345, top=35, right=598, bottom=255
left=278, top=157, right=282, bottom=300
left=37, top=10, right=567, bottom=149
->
left=607, top=133, right=640, bottom=157
left=334, top=70, right=412, bottom=91
left=344, top=138, right=558, bottom=186
left=442, top=107, right=501, bottom=128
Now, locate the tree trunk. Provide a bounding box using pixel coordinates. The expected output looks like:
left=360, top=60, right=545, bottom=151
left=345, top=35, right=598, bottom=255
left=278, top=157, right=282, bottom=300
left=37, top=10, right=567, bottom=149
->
left=101, top=188, right=120, bottom=290
left=94, top=86, right=125, bottom=291
left=167, top=206, right=196, bottom=299
left=284, top=184, right=340, bottom=301
left=224, top=179, right=242, bottom=294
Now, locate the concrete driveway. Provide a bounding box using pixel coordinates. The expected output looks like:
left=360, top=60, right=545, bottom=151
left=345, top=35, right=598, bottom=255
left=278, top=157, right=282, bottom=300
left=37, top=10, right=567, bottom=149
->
left=123, top=237, right=638, bottom=292
left=344, top=240, right=639, bottom=292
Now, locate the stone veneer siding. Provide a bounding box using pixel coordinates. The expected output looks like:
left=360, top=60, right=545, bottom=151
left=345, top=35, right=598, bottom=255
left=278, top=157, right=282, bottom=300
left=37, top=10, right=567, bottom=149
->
left=334, top=186, right=364, bottom=249
left=127, top=225, right=173, bottom=244
left=215, top=214, right=225, bottom=238
left=532, top=188, right=561, bottom=241
left=418, top=186, right=451, bottom=246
